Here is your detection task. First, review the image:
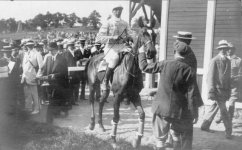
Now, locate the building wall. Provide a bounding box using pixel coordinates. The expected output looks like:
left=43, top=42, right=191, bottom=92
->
left=166, top=0, right=207, bottom=68
left=213, top=0, right=242, bottom=57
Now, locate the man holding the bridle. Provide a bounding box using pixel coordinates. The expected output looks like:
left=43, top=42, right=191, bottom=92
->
left=95, top=5, right=135, bottom=94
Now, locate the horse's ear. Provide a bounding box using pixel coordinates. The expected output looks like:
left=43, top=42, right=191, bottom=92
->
left=138, top=17, right=144, bottom=28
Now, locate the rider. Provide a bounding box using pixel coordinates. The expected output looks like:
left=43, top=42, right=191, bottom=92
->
left=95, top=5, right=135, bottom=93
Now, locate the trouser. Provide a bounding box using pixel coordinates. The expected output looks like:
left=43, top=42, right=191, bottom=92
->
left=228, top=87, right=239, bottom=119
left=152, top=114, right=193, bottom=150
left=217, top=87, right=239, bottom=121
left=46, top=85, right=68, bottom=123
left=104, top=50, right=119, bottom=69
left=23, top=84, right=39, bottom=112
left=201, top=100, right=232, bottom=135
left=80, top=78, right=86, bottom=99
left=72, top=83, right=80, bottom=103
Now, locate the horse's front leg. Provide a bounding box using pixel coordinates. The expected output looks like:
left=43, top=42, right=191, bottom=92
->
left=130, top=93, right=145, bottom=148
left=111, top=93, right=122, bottom=144
left=88, top=85, right=95, bottom=130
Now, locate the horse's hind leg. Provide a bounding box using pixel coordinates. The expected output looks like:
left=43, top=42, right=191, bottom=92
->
left=88, top=85, right=95, bottom=130
left=130, top=93, right=145, bottom=148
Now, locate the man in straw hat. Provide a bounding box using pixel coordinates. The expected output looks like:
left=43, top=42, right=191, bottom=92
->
left=138, top=32, right=202, bottom=150
left=200, top=40, right=232, bottom=139
left=21, top=39, right=43, bottom=115
left=40, top=42, right=68, bottom=123
left=95, top=4, right=135, bottom=96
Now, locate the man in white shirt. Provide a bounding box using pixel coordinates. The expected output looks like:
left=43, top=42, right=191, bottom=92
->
left=21, top=40, right=43, bottom=114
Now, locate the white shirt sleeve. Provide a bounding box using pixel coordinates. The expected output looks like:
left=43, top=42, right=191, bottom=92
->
left=95, top=20, right=110, bottom=44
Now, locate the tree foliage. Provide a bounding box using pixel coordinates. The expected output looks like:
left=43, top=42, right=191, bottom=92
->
left=0, top=10, right=102, bottom=33
left=88, top=10, right=101, bottom=29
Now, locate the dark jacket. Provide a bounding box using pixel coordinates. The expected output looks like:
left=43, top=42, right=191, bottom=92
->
left=230, top=55, right=242, bottom=88
left=139, top=53, right=197, bottom=119
left=79, top=47, right=91, bottom=59
left=62, top=50, right=80, bottom=84
left=41, top=54, right=68, bottom=88
left=207, top=54, right=231, bottom=101
left=180, top=44, right=203, bottom=115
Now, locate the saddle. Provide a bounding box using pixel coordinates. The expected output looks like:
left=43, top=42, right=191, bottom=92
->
left=97, top=52, right=126, bottom=73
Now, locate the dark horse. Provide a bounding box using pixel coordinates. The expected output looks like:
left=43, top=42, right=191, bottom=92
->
left=86, top=28, right=156, bottom=147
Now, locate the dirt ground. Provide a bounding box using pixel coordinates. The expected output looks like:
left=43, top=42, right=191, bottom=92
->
left=27, top=88, right=242, bottom=150
left=1, top=88, right=242, bottom=150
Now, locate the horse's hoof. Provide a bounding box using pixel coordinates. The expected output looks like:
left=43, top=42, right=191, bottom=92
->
left=132, top=135, right=142, bottom=148
left=88, top=123, right=95, bottom=130
left=98, top=124, right=106, bottom=132
left=111, top=142, right=120, bottom=150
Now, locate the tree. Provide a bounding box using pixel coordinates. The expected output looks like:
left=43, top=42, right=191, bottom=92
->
left=88, top=10, right=101, bottom=29
left=5, top=18, right=18, bottom=32
left=32, top=13, right=48, bottom=29
left=80, top=17, right=89, bottom=27
left=66, top=13, right=80, bottom=28
left=52, top=12, right=64, bottom=28
left=0, top=19, right=8, bottom=33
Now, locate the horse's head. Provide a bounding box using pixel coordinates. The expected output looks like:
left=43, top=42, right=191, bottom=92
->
left=133, top=17, right=157, bottom=59
left=133, top=28, right=156, bottom=59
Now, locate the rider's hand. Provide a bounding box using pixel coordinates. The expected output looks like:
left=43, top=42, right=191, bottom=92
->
left=138, top=45, right=145, bottom=53
left=50, top=74, right=55, bottom=80
left=124, top=47, right=132, bottom=52
left=111, top=35, right=119, bottom=40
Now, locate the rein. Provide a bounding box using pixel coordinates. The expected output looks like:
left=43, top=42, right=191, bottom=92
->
left=124, top=39, right=151, bottom=77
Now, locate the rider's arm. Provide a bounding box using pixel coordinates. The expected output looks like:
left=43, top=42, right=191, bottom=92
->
left=95, top=20, right=117, bottom=44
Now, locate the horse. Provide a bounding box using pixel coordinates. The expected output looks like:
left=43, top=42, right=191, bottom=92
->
left=86, top=27, right=156, bottom=148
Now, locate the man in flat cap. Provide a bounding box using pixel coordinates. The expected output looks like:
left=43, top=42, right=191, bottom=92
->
left=95, top=5, right=135, bottom=96
left=200, top=40, right=232, bottom=139
left=226, top=43, right=242, bottom=123
left=40, top=42, right=68, bottom=123
left=21, top=40, right=43, bottom=114
left=138, top=37, right=201, bottom=150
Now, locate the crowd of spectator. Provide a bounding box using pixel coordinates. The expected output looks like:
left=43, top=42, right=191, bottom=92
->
left=0, top=31, right=104, bottom=123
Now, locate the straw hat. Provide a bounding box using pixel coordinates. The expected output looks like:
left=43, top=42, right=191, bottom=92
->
left=173, top=31, right=196, bottom=40
left=216, top=40, right=229, bottom=49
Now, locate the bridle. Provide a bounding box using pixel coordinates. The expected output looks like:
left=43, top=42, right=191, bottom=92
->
left=124, top=35, right=152, bottom=77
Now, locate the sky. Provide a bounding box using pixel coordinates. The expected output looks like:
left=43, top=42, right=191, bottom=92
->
left=0, top=0, right=146, bottom=24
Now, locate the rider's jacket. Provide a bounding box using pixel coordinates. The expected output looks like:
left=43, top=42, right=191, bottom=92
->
left=95, top=16, right=135, bottom=54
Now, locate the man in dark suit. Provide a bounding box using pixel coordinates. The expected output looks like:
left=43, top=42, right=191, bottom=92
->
left=138, top=36, right=202, bottom=150
left=62, top=40, right=80, bottom=105
left=200, top=40, right=232, bottom=139
left=40, top=42, right=68, bottom=123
